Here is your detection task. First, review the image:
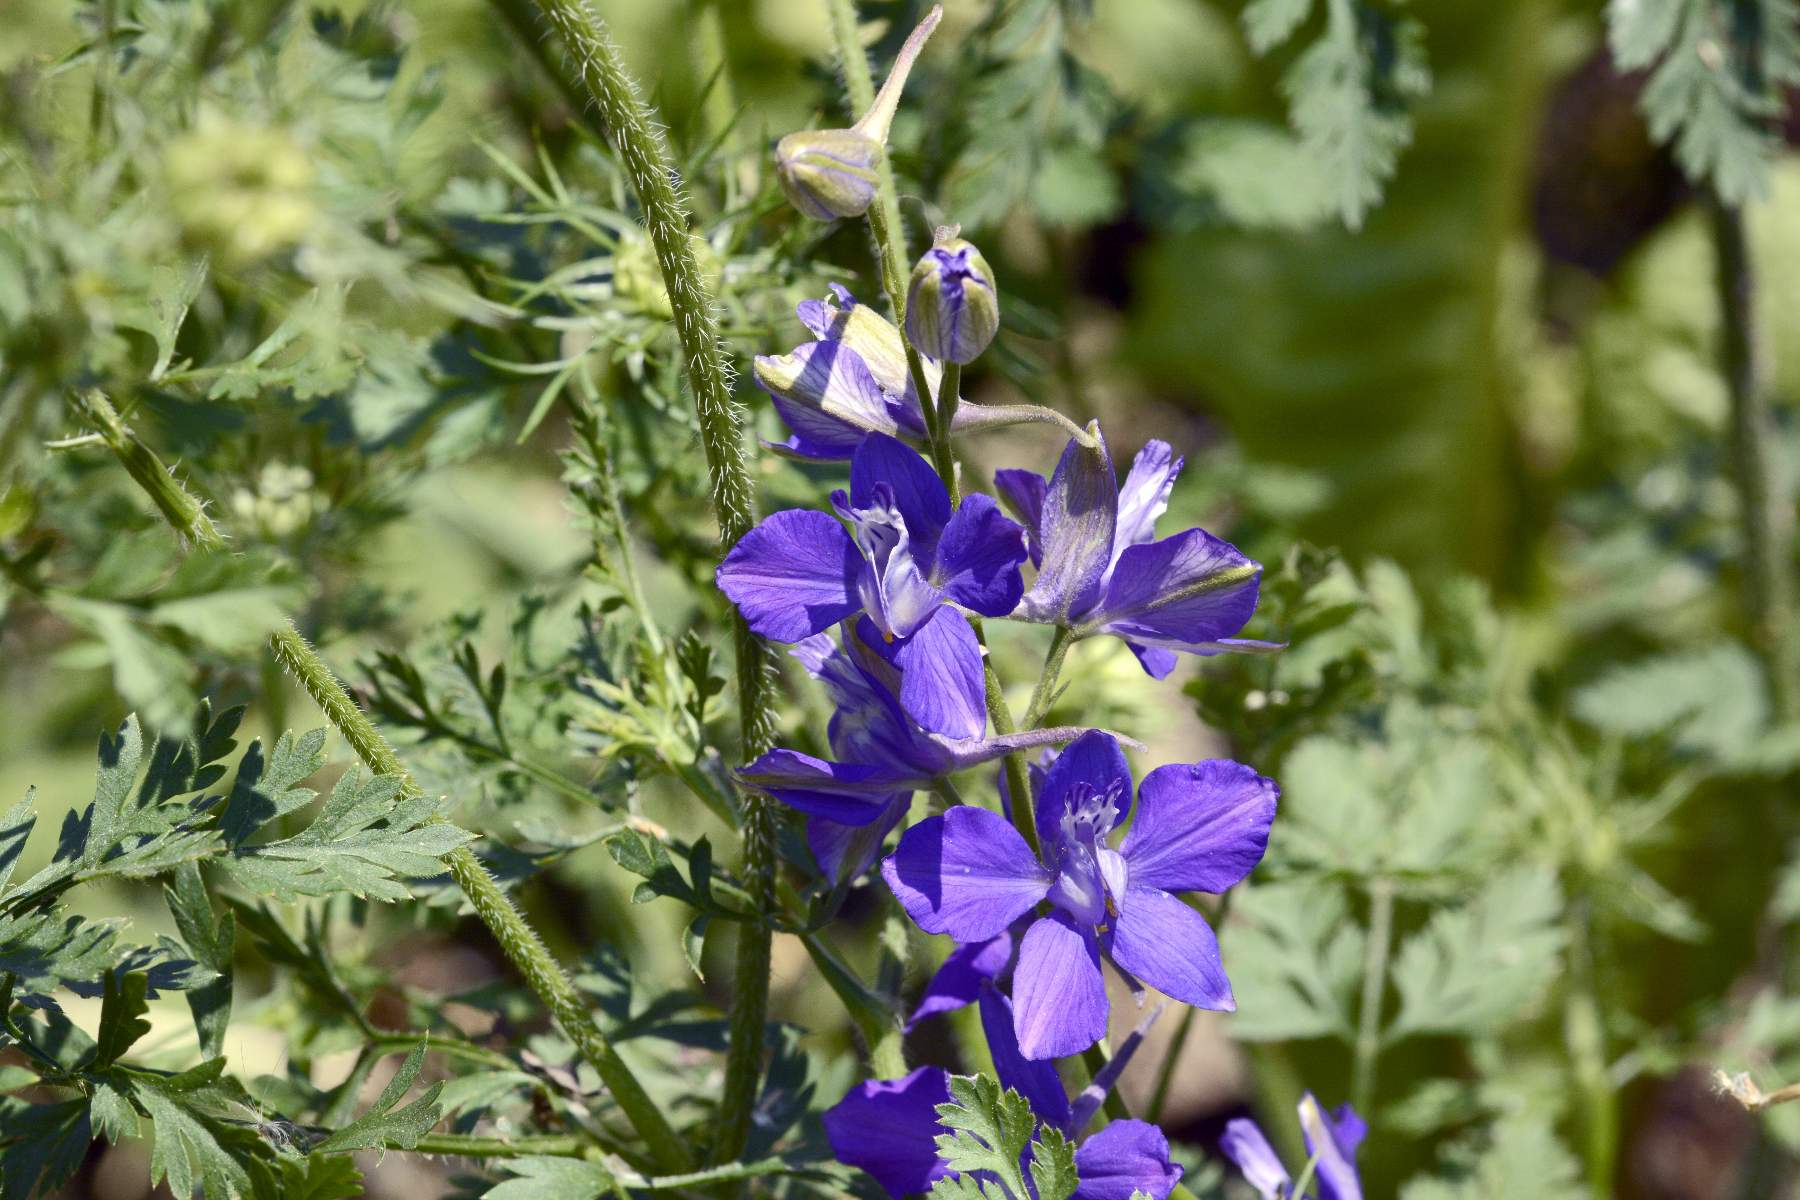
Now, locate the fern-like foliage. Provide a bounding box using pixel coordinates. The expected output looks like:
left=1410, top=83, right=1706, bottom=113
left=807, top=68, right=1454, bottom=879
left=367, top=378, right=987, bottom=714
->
left=1241, top=0, right=1432, bottom=229
left=1608, top=0, right=1800, bottom=203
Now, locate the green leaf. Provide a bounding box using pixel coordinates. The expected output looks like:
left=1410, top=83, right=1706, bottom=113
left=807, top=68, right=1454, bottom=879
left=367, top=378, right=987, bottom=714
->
left=485, top=1156, right=615, bottom=1200
left=92, top=970, right=152, bottom=1068
left=217, top=728, right=327, bottom=848
left=933, top=1074, right=1040, bottom=1199
left=221, top=766, right=471, bottom=903
left=1400, top=1112, right=1585, bottom=1199
left=0, top=1098, right=91, bottom=1200
left=1570, top=643, right=1767, bottom=757
left=1282, top=3, right=1431, bottom=230
left=1390, top=866, right=1565, bottom=1039
left=1243, top=0, right=1315, bottom=53
left=1027, top=1124, right=1080, bottom=1200
left=164, top=862, right=234, bottom=1058
left=1223, top=880, right=1362, bottom=1041
left=312, top=1044, right=444, bottom=1153
left=135, top=1077, right=255, bottom=1200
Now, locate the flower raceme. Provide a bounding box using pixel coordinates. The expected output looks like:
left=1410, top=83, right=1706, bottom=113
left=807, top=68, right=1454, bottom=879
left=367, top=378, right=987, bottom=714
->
left=739, top=621, right=1100, bottom=881
left=1220, top=1094, right=1366, bottom=1200
left=714, top=433, right=1026, bottom=735
left=882, top=730, right=1277, bottom=1059
left=998, top=430, right=1281, bottom=678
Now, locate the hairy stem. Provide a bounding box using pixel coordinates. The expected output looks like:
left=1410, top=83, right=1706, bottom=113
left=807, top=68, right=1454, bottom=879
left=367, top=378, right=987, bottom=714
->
left=72, top=389, right=225, bottom=551
left=1710, top=196, right=1799, bottom=722
left=409, top=1132, right=597, bottom=1159
left=1565, top=899, right=1615, bottom=1196
left=505, top=0, right=780, bottom=1165
left=269, top=621, right=692, bottom=1173
left=1351, top=877, right=1394, bottom=1114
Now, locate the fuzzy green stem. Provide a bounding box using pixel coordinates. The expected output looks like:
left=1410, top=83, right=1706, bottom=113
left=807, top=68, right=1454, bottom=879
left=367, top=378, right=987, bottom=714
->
left=504, top=0, right=779, bottom=1165
left=1022, top=625, right=1074, bottom=729
left=971, top=617, right=1042, bottom=859
left=1351, top=877, right=1394, bottom=1114
left=934, top=361, right=962, bottom=498
left=268, top=621, right=692, bottom=1173
left=72, top=389, right=225, bottom=551
left=1710, top=196, right=1800, bottom=723
left=410, top=1132, right=597, bottom=1159
left=1565, top=899, right=1615, bottom=1196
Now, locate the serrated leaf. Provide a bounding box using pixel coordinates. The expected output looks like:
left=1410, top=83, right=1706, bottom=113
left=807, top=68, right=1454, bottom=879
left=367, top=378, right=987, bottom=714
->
left=92, top=970, right=152, bottom=1068
left=1606, top=0, right=1685, bottom=68
left=1224, top=880, right=1362, bottom=1041
left=933, top=1074, right=1039, bottom=1198
left=1571, top=643, right=1766, bottom=755
left=1028, top=1123, right=1080, bottom=1200
left=1390, top=867, right=1565, bottom=1039
left=217, top=729, right=327, bottom=847
left=485, top=1156, right=615, bottom=1200
left=0, top=1098, right=91, bottom=1200
left=137, top=1080, right=255, bottom=1200
left=312, top=1043, right=443, bottom=1153
left=164, top=862, right=234, bottom=1058
left=1400, top=1112, right=1585, bottom=1199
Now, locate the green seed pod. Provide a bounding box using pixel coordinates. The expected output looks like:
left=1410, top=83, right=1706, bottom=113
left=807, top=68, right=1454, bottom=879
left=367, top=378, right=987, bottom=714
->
left=774, top=128, right=884, bottom=221
left=905, top=231, right=999, bottom=364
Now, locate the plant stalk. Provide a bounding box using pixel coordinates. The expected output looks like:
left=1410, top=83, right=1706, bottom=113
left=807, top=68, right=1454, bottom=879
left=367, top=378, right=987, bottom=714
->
left=1351, top=877, right=1394, bottom=1114
left=505, top=0, right=781, bottom=1166
left=269, top=621, right=692, bottom=1173
left=1710, top=196, right=1799, bottom=723
left=1022, top=625, right=1074, bottom=728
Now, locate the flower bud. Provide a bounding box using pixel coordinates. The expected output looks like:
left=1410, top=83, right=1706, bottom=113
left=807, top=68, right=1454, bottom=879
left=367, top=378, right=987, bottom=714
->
left=905, top=231, right=999, bottom=364
left=772, top=5, right=941, bottom=223
left=774, top=128, right=884, bottom=221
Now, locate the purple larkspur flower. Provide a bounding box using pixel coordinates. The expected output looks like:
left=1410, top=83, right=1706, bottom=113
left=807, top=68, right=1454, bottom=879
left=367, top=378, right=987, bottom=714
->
left=881, top=730, right=1276, bottom=1059
left=996, top=430, right=1280, bottom=679
left=740, top=621, right=1100, bottom=876
left=825, top=986, right=1182, bottom=1199
left=715, top=435, right=1027, bottom=738
left=1220, top=1094, right=1366, bottom=1200
left=753, top=285, right=940, bottom=460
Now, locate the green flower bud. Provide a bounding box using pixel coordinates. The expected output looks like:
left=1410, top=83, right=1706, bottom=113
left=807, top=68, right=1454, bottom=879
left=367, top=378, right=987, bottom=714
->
left=772, top=5, right=941, bottom=222
left=905, top=229, right=999, bottom=364
left=774, top=128, right=884, bottom=221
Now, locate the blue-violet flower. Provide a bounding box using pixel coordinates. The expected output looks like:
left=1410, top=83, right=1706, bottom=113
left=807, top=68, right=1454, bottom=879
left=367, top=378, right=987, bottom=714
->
left=1220, top=1094, right=1365, bottom=1200
left=881, top=730, right=1276, bottom=1059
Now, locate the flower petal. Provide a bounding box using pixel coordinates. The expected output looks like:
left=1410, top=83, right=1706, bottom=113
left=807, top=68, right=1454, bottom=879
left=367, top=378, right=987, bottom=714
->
left=978, top=986, right=1071, bottom=1127
left=1219, top=1117, right=1290, bottom=1199
left=1090, top=528, right=1261, bottom=651
left=851, top=434, right=953, bottom=563
left=1017, top=429, right=1117, bottom=624
left=1108, top=886, right=1233, bottom=1011
left=716, top=509, right=863, bottom=641
left=893, top=606, right=988, bottom=741
left=738, top=749, right=917, bottom=823
left=883, top=807, right=1051, bottom=941
left=1118, top=760, right=1277, bottom=894
left=934, top=492, right=1028, bottom=616
left=1013, top=911, right=1109, bottom=1059
left=993, top=468, right=1047, bottom=567
left=763, top=394, right=873, bottom=461
left=1036, top=730, right=1133, bottom=853
left=823, top=1067, right=952, bottom=1197
left=1299, top=1093, right=1365, bottom=1200
left=1126, top=641, right=1180, bottom=680
left=798, top=284, right=940, bottom=409
left=1072, top=1120, right=1184, bottom=1200
left=1111, top=441, right=1182, bottom=564
left=807, top=794, right=911, bottom=881
left=908, top=929, right=1015, bottom=1029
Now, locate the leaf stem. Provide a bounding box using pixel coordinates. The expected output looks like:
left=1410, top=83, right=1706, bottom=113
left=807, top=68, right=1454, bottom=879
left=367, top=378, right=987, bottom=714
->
left=268, top=621, right=692, bottom=1173
left=1565, top=898, right=1615, bottom=1195
left=1351, top=877, right=1394, bottom=1113
left=502, top=0, right=780, bottom=1166
left=1022, top=625, right=1074, bottom=729
left=410, top=1131, right=597, bottom=1159
left=1710, top=195, right=1799, bottom=722
left=972, top=617, right=1042, bottom=859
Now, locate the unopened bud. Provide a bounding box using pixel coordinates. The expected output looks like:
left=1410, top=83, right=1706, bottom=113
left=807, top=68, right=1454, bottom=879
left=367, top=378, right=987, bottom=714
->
left=904, top=229, right=998, bottom=364
left=773, top=5, right=942, bottom=222
left=775, top=128, right=883, bottom=221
